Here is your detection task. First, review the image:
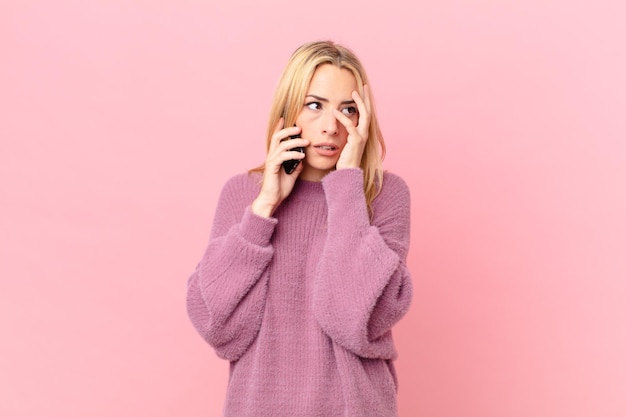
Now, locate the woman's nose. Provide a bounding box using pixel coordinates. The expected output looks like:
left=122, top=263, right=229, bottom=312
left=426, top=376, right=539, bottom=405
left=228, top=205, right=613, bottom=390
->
left=322, top=110, right=338, bottom=136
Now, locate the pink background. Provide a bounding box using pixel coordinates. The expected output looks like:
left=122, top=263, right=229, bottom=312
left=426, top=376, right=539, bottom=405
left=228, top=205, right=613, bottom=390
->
left=2, top=0, right=625, bottom=416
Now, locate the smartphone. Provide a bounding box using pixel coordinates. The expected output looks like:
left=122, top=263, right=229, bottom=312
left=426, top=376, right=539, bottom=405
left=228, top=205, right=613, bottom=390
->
left=282, top=131, right=305, bottom=174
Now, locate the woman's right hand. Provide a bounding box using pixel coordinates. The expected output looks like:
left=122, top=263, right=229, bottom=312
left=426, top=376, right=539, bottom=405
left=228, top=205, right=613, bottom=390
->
left=251, top=118, right=309, bottom=218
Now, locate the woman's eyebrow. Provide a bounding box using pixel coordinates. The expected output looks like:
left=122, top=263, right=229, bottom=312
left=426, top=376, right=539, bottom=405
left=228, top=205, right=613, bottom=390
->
left=306, top=94, right=356, bottom=105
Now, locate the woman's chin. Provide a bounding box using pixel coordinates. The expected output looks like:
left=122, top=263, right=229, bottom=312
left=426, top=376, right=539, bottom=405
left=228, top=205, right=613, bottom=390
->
left=299, top=161, right=337, bottom=181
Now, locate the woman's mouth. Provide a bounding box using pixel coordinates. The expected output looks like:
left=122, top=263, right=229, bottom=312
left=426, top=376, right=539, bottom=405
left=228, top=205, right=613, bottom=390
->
left=312, top=143, right=340, bottom=156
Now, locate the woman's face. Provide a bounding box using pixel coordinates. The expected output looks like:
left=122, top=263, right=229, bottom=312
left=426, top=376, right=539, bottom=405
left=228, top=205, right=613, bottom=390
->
left=295, top=64, right=359, bottom=182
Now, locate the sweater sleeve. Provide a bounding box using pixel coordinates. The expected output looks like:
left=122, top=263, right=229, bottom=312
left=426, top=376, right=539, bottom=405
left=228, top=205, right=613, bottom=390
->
left=313, top=168, right=412, bottom=359
left=186, top=176, right=277, bottom=361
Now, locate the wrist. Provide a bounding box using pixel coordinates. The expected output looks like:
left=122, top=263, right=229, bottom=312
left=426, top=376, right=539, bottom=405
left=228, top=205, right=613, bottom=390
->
left=251, top=198, right=276, bottom=218
left=336, top=160, right=361, bottom=170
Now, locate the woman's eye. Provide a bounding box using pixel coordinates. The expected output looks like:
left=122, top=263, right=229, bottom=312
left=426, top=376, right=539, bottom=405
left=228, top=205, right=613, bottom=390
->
left=306, top=102, right=322, bottom=110
left=341, top=106, right=358, bottom=116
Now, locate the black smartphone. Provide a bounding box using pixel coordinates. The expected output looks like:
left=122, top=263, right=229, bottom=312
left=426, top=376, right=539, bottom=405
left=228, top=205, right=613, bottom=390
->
left=282, top=132, right=305, bottom=174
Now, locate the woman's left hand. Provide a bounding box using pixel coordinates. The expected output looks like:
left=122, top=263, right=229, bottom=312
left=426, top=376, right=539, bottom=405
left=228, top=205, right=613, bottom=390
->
left=333, top=85, right=371, bottom=170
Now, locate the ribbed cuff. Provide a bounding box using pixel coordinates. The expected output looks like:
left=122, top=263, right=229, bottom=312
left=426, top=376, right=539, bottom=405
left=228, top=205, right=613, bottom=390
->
left=322, top=168, right=370, bottom=230
left=238, top=207, right=277, bottom=247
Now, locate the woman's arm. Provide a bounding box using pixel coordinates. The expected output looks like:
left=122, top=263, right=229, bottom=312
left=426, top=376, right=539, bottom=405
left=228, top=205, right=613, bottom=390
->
left=313, top=168, right=412, bottom=359
left=187, top=118, right=308, bottom=360
left=186, top=175, right=277, bottom=361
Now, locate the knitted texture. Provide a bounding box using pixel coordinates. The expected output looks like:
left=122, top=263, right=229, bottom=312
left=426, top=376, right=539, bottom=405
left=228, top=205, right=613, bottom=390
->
left=187, top=168, right=412, bottom=417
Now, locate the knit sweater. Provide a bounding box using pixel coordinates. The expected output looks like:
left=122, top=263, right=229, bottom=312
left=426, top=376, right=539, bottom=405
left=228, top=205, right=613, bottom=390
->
left=186, top=168, right=412, bottom=417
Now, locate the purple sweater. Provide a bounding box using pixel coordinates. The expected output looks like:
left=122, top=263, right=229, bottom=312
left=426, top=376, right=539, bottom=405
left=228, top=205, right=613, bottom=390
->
left=186, top=168, right=412, bottom=416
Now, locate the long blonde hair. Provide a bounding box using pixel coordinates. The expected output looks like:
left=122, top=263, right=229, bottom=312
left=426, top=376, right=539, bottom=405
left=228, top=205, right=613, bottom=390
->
left=253, top=40, right=386, bottom=214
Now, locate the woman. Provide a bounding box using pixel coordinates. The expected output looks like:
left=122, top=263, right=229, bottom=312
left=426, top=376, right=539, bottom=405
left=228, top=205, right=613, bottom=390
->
left=186, top=41, right=412, bottom=416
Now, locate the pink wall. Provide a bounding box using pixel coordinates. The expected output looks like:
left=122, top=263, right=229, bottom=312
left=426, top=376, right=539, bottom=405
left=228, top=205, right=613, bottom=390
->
left=2, top=1, right=624, bottom=416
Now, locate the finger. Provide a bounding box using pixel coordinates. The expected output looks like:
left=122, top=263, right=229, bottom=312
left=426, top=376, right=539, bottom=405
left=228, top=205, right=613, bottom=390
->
left=273, top=117, right=285, bottom=135
left=267, top=139, right=309, bottom=167
left=277, top=138, right=309, bottom=152
left=352, top=89, right=367, bottom=114
left=268, top=118, right=285, bottom=151
left=290, top=156, right=306, bottom=176
left=283, top=149, right=307, bottom=161
left=332, top=108, right=359, bottom=139
left=266, top=148, right=306, bottom=176
left=362, top=84, right=372, bottom=114
left=270, top=123, right=302, bottom=151
left=352, top=89, right=370, bottom=138
left=332, top=108, right=356, bottom=130
left=351, top=86, right=371, bottom=117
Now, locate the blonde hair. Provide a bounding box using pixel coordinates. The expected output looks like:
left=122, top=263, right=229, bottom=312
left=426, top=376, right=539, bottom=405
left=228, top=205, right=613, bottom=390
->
left=253, top=40, right=386, bottom=214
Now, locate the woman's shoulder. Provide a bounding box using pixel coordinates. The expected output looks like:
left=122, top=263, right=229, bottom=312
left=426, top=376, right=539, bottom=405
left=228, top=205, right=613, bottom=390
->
left=380, top=171, right=410, bottom=196
left=223, top=171, right=262, bottom=189
left=219, top=171, right=263, bottom=199
left=371, top=170, right=411, bottom=224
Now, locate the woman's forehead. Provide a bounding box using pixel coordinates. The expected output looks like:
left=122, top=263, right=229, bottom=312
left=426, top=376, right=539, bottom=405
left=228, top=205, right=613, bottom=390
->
left=307, top=64, right=357, bottom=97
